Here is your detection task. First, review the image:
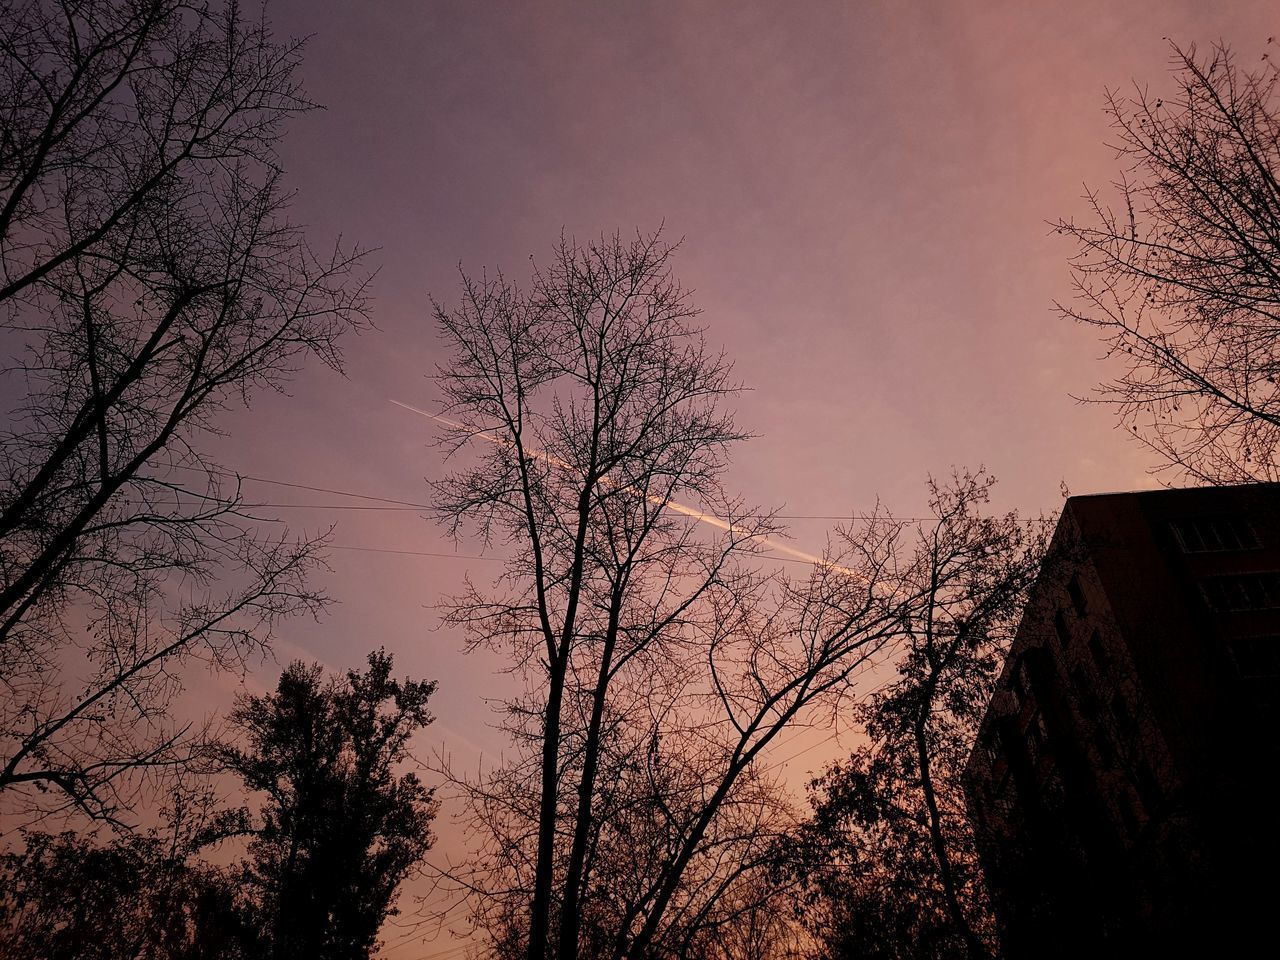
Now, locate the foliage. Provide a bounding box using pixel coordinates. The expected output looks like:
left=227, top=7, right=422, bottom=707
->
left=0, top=789, right=258, bottom=960
left=1, top=652, right=435, bottom=960
left=219, top=650, right=438, bottom=960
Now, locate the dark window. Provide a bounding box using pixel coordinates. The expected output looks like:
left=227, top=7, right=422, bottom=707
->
left=1071, top=666, right=1097, bottom=713
left=1032, top=709, right=1050, bottom=740
left=968, top=792, right=985, bottom=824
left=1119, top=797, right=1139, bottom=837
left=1053, top=610, right=1071, bottom=646
left=1136, top=763, right=1162, bottom=811
left=1013, top=659, right=1033, bottom=709
left=1024, top=727, right=1040, bottom=764
left=1229, top=636, right=1280, bottom=678
left=1088, top=630, right=1111, bottom=672
left=1025, top=710, right=1047, bottom=764
left=1111, top=692, right=1133, bottom=731
left=1094, top=727, right=1116, bottom=766
left=980, top=730, right=1000, bottom=767
left=1171, top=516, right=1260, bottom=553
left=1067, top=573, right=1088, bottom=616
left=1042, top=767, right=1066, bottom=809
left=1201, top=573, right=1280, bottom=612
left=995, top=769, right=1018, bottom=816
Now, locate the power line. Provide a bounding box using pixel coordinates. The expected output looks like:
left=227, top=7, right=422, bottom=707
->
left=327, top=544, right=494, bottom=560
left=243, top=502, right=429, bottom=512
left=408, top=943, right=474, bottom=960
left=243, top=500, right=949, bottom=519
left=758, top=670, right=901, bottom=776
left=234, top=475, right=432, bottom=508
left=149, top=465, right=1052, bottom=568
left=323, top=542, right=834, bottom=568
left=153, top=463, right=1055, bottom=523
left=258, top=500, right=1049, bottom=522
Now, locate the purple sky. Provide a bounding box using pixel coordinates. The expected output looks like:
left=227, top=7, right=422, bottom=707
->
left=191, top=2, right=1276, bottom=952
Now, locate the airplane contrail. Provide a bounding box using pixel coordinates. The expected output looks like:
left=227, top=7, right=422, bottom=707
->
left=390, top=398, right=858, bottom=575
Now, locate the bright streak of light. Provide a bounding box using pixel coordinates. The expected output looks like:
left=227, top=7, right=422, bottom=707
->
left=389, top=399, right=859, bottom=576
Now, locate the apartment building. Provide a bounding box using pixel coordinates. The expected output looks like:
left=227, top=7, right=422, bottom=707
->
left=964, top=484, right=1280, bottom=956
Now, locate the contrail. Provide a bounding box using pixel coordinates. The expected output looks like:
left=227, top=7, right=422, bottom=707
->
left=390, top=399, right=858, bottom=575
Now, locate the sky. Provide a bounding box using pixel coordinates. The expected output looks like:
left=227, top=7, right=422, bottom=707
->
left=180, top=1, right=1276, bottom=953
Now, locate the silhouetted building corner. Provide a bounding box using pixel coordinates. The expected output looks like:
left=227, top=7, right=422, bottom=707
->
left=964, top=483, right=1280, bottom=957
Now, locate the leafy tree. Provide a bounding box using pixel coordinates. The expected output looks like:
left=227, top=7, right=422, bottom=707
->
left=1056, top=40, right=1280, bottom=482
left=0, top=788, right=258, bottom=960
left=219, top=650, right=438, bottom=960
left=784, top=474, right=1049, bottom=960
left=0, top=0, right=370, bottom=824
left=1, top=653, right=434, bottom=960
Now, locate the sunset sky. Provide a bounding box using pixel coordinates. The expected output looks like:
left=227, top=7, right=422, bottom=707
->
left=187, top=2, right=1277, bottom=951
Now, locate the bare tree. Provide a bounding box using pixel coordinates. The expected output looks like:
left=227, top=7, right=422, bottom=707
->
left=783, top=473, right=1049, bottom=960
left=430, top=232, right=1009, bottom=960
left=431, top=229, right=778, bottom=960
left=0, top=0, right=370, bottom=825
left=1056, top=39, right=1280, bottom=482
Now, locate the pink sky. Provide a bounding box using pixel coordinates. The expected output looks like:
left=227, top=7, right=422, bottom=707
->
left=190, top=2, right=1276, bottom=953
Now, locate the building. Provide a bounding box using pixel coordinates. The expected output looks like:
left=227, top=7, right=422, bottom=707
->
left=964, top=484, right=1280, bottom=957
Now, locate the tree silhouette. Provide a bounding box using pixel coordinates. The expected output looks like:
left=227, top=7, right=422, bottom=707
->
left=1056, top=40, right=1280, bottom=482
left=1, top=653, right=433, bottom=959
left=219, top=650, right=437, bottom=960
left=0, top=786, right=258, bottom=960
left=430, top=240, right=1036, bottom=960
left=0, top=829, right=255, bottom=960
left=0, top=0, right=370, bottom=826
left=783, top=474, right=1049, bottom=960
left=431, top=229, right=788, bottom=960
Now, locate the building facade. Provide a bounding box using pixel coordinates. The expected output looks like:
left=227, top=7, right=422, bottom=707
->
left=964, top=484, right=1280, bottom=956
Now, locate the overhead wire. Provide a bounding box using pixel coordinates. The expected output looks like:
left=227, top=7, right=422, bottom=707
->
left=147, top=460, right=1054, bottom=523
left=138, top=467, right=884, bottom=565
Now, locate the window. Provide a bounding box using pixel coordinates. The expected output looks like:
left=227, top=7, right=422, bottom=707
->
left=1053, top=610, right=1071, bottom=646
left=1110, top=692, right=1134, bottom=731
left=1093, top=727, right=1116, bottom=766
left=1071, top=666, right=1098, bottom=713
left=1087, top=630, right=1111, bottom=672
left=1229, top=636, right=1280, bottom=678
left=980, top=729, right=1001, bottom=767
left=1013, top=658, right=1033, bottom=709
left=994, top=769, right=1018, bottom=817
left=1201, top=573, right=1280, bottom=612
left=1024, top=710, right=1047, bottom=764
left=1042, top=767, right=1066, bottom=808
left=1136, top=762, right=1162, bottom=812
left=1171, top=516, right=1259, bottom=553
left=1067, top=573, right=1088, bottom=616
left=1024, top=727, right=1041, bottom=765
left=1032, top=709, right=1050, bottom=740
left=1118, top=797, right=1139, bottom=837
